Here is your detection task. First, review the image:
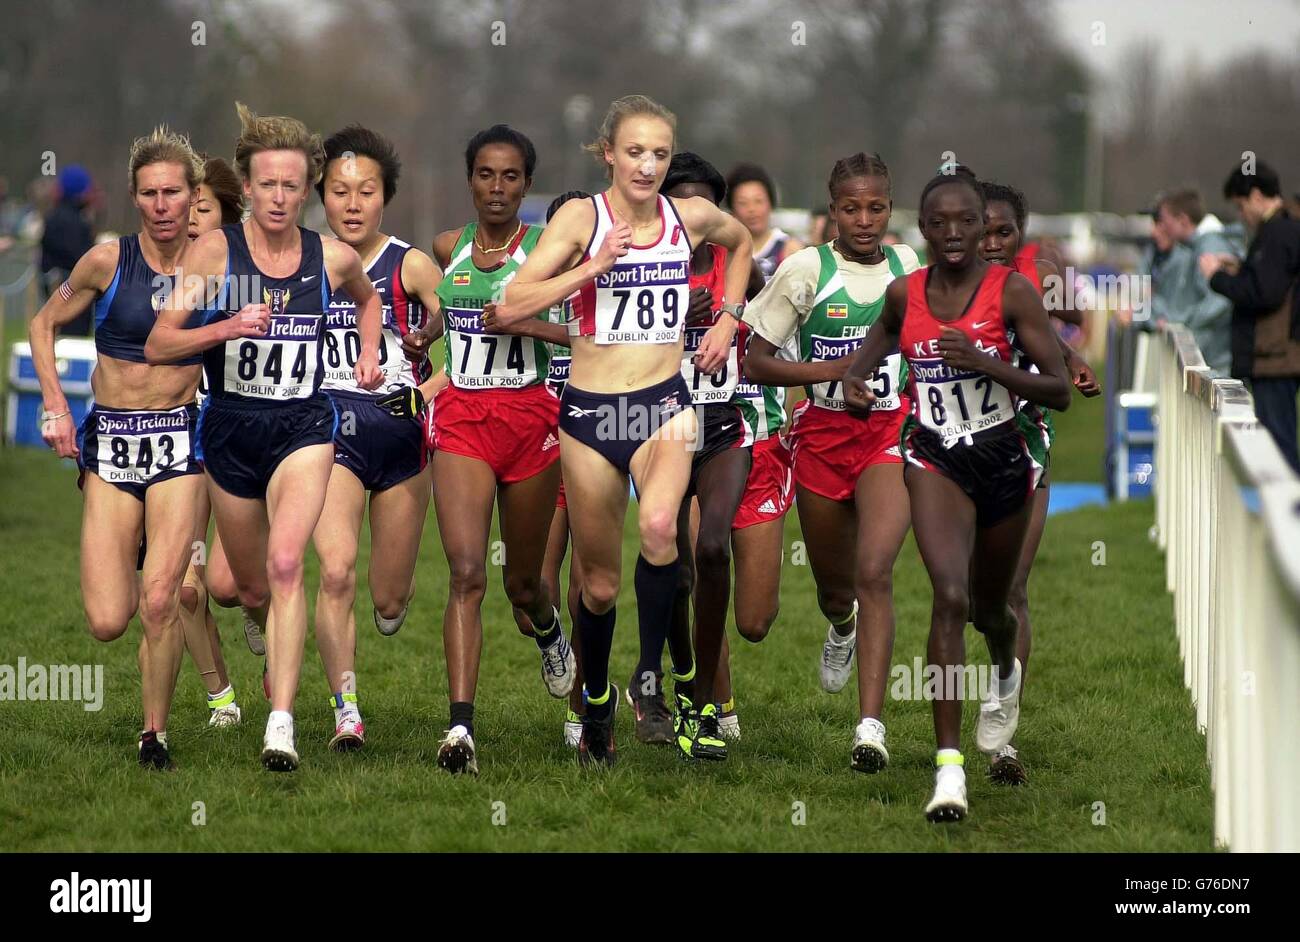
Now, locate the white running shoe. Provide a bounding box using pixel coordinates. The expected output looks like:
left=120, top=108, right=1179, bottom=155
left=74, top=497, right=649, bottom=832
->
left=851, top=717, right=889, bottom=773
left=260, top=714, right=298, bottom=772
left=437, top=724, right=478, bottom=775
left=924, top=765, right=968, bottom=822
left=717, top=711, right=741, bottom=742
left=374, top=604, right=408, bottom=637
left=537, top=614, right=576, bottom=698
left=563, top=710, right=583, bottom=749
left=820, top=604, right=858, bottom=693
left=241, top=606, right=266, bottom=656
left=208, top=702, right=241, bottom=728
left=976, top=658, right=1022, bottom=754
left=329, top=714, right=366, bottom=752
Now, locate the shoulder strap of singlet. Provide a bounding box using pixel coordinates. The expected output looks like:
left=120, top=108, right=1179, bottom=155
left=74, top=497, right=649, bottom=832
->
left=883, top=243, right=905, bottom=278
left=810, top=243, right=840, bottom=306
left=447, top=224, right=476, bottom=270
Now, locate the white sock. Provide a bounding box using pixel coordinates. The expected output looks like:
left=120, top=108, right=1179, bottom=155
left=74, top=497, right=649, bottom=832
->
left=997, top=661, right=1019, bottom=698
left=936, top=748, right=964, bottom=781
left=268, top=709, right=293, bottom=730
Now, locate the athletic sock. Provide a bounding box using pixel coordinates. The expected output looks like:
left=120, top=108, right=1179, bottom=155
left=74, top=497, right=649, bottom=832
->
left=207, top=684, right=236, bottom=709
left=330, top=691, right=360, bottom=725
left=586, top=682, right=613, bottom=722
left=634, top=554, right=680, bottom=682
left=449, top=701, right=474, bottom=737
left=532, top=606, right=559, bottom=648
left=997, top=661, right=1019, bottom=699
left=671, top=662, right=696, bottom=703
left=267, top=710, right=293, bottom=730
left=828, top=600, right=859, bottom=638
left=577, top=594, right=616, bottom=714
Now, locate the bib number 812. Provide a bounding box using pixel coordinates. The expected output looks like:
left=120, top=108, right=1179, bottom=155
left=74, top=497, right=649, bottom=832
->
left=927, top=376, right=996, bottom=426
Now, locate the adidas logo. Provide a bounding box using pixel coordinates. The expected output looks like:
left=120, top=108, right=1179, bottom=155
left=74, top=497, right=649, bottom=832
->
left=885, top=445, right=902, bottom=457
left=542, top=433, right=559, bottom=451
left=758, top=498, right=778, bottom=514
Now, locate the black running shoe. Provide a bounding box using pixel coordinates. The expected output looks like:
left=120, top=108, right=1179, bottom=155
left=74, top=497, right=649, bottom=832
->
left=138, top=730, right=174, bottom=771
left=988, top=745, right=1028, bottom=786
left=676, top=701, right=728, bottom=761
left=625, top=669, right=673, bottom=744
left=579, top=684, right=618, bottom=767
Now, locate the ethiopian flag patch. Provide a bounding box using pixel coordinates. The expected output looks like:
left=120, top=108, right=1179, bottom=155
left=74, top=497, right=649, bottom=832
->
left=826, top=303, right=849, bottom=319
left=453, top=270, right=472, bottom=287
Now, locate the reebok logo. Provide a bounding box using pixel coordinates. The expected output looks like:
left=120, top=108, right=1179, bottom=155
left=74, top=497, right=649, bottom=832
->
left=567, top=406, right=598, bottom=419
left=50, top=872, right=152, bottom=922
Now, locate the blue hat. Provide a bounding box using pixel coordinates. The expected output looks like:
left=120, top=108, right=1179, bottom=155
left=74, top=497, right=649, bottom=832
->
left=58, top=165, right=92, bottom=200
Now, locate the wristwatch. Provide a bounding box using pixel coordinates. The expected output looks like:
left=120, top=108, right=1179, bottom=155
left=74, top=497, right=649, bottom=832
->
left=720, top=301, right=745, bottom=322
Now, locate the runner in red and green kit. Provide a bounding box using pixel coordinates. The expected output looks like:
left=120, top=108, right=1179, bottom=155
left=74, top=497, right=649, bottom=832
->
left=429, top=125, right=575, bottom=776
left=742, top=153, right=919, bottom=772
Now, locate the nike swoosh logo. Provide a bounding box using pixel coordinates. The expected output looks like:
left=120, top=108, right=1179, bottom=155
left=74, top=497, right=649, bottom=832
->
left=372, top=276, right=388, bottom=286
left=720, top=423, right=735, bottom=431
left=972, top=320, right=990, bottom=329
left=301, top=274, right=317, bottom=283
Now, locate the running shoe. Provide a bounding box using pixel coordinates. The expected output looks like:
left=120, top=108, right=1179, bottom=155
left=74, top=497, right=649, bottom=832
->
left=260, top=714, right=299, bottom=772
left=241, top=605, right=265, bottom=656
left=988, top=743, right=1027, bottom=785
left=373, top=604, right=408, bottom=637
left=716, top=705, right=741, bottom=742
left=537, top=615, right=576, bottom=698
left=820, top=604, right=858, bottom=693
left=676, top=701, right=727, bottom=761
left=578, top=684, right=618, bottom=767
left=208, top=702, right=241, bottom=728
left=563, top=709, right=583, bottom=749
left=329, top=714, right=366, bottom=752
left=625, top=668, right=674, bottom=744
left=138, top=730, right=174, bottom=771
left=436, top=725, right=478, bottom=775
left=925, top=765, right=968, bottom=823
left=975, top=658, right=1022, bottom=754
left=851, top=717, right=889, bottom=773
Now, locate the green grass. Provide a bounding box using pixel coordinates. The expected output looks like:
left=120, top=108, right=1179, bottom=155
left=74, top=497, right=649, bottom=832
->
left=0, top=440, right=1212, bottom=851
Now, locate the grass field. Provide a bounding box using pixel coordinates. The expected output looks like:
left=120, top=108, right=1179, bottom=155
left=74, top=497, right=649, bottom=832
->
left=0, top=364, right=1215, bottom=852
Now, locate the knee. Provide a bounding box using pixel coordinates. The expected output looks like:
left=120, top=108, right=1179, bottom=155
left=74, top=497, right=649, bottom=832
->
left=319, top=556, right=357, bottom=601
left=448, top=559, right=486, bottom=601
left=138, top=582, right=178, bottom=634
left=179, top=585, right=200, bottom=614
left=85, top=610, right=130, bottom=643
left=1006, top=581, right=1029, bottom=616
left=694, top=531, right=731, bottom=574
left=816, top=586, right=856, bottom=623
left=971, top=597, right=1015, bottom=635
left=857, top=560, right=894, bottom=599
left=638, top=507, right=677, bottom=559
left=581, top=570, right=620, bottom=613
left=266, top=549, right=304, bottom=595
left=505, top=571, right=541, bottom=612
left=737, top=609, right=776, bottom=644
left=932, top=580, right=971, bottom=626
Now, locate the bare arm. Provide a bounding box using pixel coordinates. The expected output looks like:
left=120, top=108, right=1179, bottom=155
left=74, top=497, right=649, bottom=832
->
left=942, top=272, right=1071, bottom=411
left=397, top=247, right=446, bottom=359
left=28, top=242, right=116, bottom=456
left=145, top=229, right=258, bottom=364
left=678, top=197, right=754, bottom=372
left=492, top=200, right=621, bottom=326
left=843, top=277, right=907, bottom=413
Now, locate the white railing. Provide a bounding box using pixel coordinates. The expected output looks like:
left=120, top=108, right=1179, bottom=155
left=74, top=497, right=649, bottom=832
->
left=1151, top=323, right=1300, bottom=851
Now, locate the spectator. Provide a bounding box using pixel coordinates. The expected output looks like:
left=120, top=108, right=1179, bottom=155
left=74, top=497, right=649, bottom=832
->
left=1130, top=206, right=1193, bottom=327
left=1154, top=188, right=1243, bottom=375
left=1202, top=160, right=1300, bottom=473
left=40, top=164, right=95, bottom=335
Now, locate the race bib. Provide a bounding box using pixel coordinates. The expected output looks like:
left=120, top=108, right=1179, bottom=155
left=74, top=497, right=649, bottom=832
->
left=322, top=318, right=394, bottom=388
left=681, top=326, right=740, bottom=404
left=446, top=308, right=538, bottom=389
left=94, top=409, right=190, bottom=485
left=910, top=358, right=1016, bottom=442
left=223, top=313, right=322, bottom=400
left=593, top=261, right=687, bottom=345
left=806, top=332, right=901, bottom=412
